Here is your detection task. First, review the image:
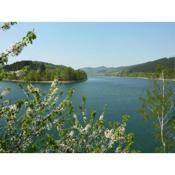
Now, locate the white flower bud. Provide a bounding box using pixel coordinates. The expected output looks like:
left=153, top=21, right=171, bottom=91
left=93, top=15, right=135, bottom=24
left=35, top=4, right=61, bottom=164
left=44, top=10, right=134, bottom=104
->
left=69, top=131, right=74, bottom=137
left=99, top=113, right=104, bottom=120
left=83, top=124, right=91, bottom=132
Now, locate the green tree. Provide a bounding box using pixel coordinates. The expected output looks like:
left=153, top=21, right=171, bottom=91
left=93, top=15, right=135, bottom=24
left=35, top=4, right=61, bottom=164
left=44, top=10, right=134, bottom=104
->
left=140, top=71, right=174, bottom=152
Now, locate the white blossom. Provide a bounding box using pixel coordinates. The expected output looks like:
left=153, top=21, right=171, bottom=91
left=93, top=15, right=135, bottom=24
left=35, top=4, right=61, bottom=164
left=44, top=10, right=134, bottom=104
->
left=83, top=124, right=91, bottom=132
left=9, top=104, right=18, bottom=111
left=69, top=131, right=74, bottom=137
left=0, top=89, right=10, bottom=96
left=99, top=113, right=104, bottom=120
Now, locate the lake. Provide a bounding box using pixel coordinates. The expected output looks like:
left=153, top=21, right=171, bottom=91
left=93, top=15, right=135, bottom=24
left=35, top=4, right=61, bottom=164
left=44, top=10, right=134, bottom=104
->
left=1, top=77, right=172, bottom=152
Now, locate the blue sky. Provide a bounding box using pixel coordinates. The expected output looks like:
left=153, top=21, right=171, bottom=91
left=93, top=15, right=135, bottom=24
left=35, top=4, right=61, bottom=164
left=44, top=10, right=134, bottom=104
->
left=1, top=22, right=175, bottom=69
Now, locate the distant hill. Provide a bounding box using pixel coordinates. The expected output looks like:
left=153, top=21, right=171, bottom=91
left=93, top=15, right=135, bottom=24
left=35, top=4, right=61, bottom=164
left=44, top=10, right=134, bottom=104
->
left=124, top=57, right=175, bottom=73
left=3, top=60, right=87, bottom=82
left=81, top=66, right=127, bottom=76
left=81, top=57, right=175, bottom=78
left=82, top=66, right=107, bottom=76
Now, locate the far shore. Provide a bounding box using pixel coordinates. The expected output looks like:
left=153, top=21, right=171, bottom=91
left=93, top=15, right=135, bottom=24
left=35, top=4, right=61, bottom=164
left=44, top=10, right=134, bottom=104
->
left=93, top=75, right=175, bottom=82
left=2, top=76, right=175, bottom=83
left=2, top=79, right=87, bottom=84
left=118, top=76, right=175, bottom=81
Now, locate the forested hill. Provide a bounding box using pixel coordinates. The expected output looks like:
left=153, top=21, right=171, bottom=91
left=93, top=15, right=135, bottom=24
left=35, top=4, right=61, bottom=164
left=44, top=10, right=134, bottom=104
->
left=2, top=60, right=87, bottom=82
left=81, top=57, right=175, bottom=78
left=122, top=57, right=175, bottom=73
left=3, top=60, right=57, bottom=71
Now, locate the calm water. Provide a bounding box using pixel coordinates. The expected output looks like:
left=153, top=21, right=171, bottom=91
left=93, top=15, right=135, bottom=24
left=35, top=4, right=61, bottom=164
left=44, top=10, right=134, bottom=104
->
left=1, top=77, right=172, bottom=152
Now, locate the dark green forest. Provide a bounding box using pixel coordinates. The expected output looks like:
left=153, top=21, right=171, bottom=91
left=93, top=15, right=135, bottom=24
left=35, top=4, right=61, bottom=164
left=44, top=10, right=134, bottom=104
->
left=82, top=57, right=175, bottom=78
left=2, top=60, right=87, bottom=81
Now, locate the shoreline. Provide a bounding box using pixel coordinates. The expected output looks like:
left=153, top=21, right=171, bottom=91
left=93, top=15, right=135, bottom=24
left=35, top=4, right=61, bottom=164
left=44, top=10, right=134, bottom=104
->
left=118, top=76, right=175, bottom=81
left=2, top=76, right=175, bottom=83
left=2, top=79, right=87, bottom=84
left=93, top=75, right=175, bottom=81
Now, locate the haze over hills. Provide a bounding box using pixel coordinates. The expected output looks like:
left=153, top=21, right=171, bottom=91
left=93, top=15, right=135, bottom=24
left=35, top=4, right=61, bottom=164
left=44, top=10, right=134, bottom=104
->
left=81, top=66, right=126, bottom=76
left=81, top=57, right=175, bottom=78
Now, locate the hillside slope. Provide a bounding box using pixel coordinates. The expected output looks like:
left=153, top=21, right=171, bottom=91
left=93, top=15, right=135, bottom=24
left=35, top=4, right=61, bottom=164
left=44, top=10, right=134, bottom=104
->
left=81, top=57, right=175, bottom=78
left=2, top=60, right=87, bottom=82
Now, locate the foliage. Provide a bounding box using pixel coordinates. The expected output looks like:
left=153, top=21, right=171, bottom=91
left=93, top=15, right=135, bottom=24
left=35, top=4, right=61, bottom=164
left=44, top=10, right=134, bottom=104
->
left=3, top=61, right=87, bottom=81
left=0, top=24, right=36, bottom=66
left=0, top=22, right=17, bottom=31
left=83, top=57, right=175, bottom=79
left=0, top=81, right=134, bottom=153
left=0, top=22, right=134, bottom=153
left=139, top=71, right=175, bottom=152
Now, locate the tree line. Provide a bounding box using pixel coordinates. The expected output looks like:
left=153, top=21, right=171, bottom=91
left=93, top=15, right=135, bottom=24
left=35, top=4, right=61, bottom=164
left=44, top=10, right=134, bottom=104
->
left=3, top=61, right=87, bottom=81
left=0, top=23, right=133, bottom=153
left=1, top=22, right=175, bottom=153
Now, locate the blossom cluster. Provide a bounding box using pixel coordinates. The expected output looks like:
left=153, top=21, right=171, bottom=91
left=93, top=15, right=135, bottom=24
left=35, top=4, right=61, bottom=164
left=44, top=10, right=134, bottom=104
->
left=0, top=79, right=134, bottom=153
left=0, top=22, right=135, bottom=153
left=0, top=22, right=17, bottom=31
left=0, top=31, right=36, bottom=65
